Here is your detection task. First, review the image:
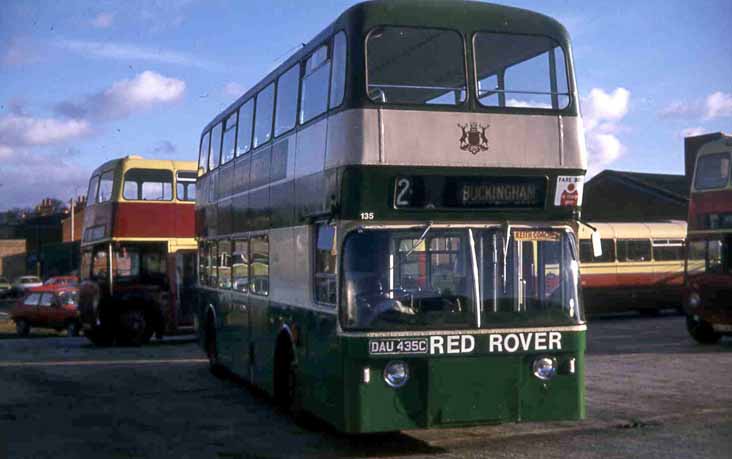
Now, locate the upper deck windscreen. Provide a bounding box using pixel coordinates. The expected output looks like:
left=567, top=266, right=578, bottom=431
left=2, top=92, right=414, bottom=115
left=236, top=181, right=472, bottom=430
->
left=366, top=27, right=467, bottom=105
left=694, top=152, right=731, bottom=191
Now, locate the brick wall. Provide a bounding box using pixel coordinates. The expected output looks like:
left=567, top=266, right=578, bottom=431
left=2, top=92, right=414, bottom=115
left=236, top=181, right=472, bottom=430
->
left=0, top=239, right=27, bottom=279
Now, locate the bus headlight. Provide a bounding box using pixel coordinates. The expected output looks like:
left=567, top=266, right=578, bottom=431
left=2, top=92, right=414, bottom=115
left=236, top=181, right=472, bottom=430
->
left=532, top=357, right=557, bottom=381
left=384, top=361, right=409, bottom=388
left=688, top=292, right=701, bottom=309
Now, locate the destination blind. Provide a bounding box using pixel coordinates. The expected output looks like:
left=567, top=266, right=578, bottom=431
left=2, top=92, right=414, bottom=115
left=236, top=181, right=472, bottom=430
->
left=394, top=176, right=547, bottom=209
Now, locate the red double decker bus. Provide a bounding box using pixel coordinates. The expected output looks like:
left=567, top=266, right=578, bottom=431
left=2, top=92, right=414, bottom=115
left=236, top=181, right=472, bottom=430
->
left=78, top=156, right=198, bottom=345
left=683, top=133, right=732, bottom=344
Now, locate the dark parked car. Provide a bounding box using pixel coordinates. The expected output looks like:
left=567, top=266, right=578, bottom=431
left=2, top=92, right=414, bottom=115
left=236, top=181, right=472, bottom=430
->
left=10, top=286, right=81, bottom=337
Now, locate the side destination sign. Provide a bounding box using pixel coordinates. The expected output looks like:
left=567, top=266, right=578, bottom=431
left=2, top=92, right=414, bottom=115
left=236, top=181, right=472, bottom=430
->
left=369, top=332, right=562, bottom=355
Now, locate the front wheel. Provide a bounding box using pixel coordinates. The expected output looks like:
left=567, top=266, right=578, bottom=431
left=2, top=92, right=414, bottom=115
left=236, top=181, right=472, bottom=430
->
left=117, top=309, right=149, bottom=346
left=15, top=319, right=30, bottom=337
left=205, top=319, right=225, bottom=378
left=686, top=315, right=721, bottom=344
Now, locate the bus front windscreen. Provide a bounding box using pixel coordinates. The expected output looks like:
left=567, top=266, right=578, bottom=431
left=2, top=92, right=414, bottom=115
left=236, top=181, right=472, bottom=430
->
left=342, top=228, right=581, bottom=330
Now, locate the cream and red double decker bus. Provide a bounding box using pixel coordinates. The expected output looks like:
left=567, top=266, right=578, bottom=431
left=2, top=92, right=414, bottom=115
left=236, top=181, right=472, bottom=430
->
left=196, top=1, right=590, bottom=433
left=78, top=156, right=198, bottom=345
left=683, top=133, right=732, bottom=344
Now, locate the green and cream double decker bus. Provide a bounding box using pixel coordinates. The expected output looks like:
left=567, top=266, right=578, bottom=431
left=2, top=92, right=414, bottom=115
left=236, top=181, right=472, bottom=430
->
left=196, top=0, right=588, bottom=433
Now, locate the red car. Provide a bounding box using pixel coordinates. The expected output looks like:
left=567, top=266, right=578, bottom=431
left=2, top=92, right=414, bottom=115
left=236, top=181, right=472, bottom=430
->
left=43, top=276, right=79, bottom=287
left=10, top=285, right=81, bottom=337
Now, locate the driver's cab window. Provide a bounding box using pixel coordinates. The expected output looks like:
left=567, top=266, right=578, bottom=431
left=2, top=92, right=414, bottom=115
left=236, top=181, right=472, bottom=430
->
left=92, top=249, right=109, bottom=280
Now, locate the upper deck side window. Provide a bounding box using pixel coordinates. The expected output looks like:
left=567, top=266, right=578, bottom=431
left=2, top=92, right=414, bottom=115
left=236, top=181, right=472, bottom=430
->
left=694, top=152, right=731, bottom=190
left=198, top=131, right=211, bottom=175
left=474, top=33, right=570, bottom=110
left=330, top=31, right=347, bottom=109
left=366, top=27, right=467, bottom=106
left=275, top=64, right=300, bottom=137
left=86, top=175, right=100, bottom=204
left=122, top=168, right=173, bottom=201
left=208, top=122, right=223, bottom=171
left=237, top=99, right=254, bottom=157
left=253, top=83, right=275, bottom=149
left=221, top=111, right=238, bottom=165
left=97, top=170, right=115, bottom=203
left=176, top=171, right=196, bottom=202
left=300, top=44, right=331, bottom=123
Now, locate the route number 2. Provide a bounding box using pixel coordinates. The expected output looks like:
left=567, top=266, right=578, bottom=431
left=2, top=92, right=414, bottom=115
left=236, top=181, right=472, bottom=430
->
left=395, top=177, right=411, bottom=207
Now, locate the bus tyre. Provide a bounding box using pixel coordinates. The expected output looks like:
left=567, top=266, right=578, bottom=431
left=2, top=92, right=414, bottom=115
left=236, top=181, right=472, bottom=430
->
left=686, top=315, right=721, bottom=345
left=66, top=321, right=80, bottom=337
left=15, top=319, right=30, bottom=337
left=117, top=309, right=148, bottom=346
left=274, top=338, right=297, bottom=412
left=205, top=318, right=225, bottom=378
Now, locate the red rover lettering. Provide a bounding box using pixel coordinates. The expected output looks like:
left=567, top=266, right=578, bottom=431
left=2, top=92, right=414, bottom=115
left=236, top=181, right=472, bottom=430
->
left=488, top=331, right=562, bottom=353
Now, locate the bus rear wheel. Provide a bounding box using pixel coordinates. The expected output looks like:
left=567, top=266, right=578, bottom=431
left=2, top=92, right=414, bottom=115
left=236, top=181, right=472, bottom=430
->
left=274, top=338, right=297, bottom=411
left=117, top=309, right=149, bottom=346
left=686, top=315, right=721, bottom=344
left=205, top=317, right=225, bottom=378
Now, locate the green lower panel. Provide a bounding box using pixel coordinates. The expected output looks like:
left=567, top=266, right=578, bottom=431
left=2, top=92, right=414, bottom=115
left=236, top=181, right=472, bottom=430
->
left=342, top=334, right=585, bottom=433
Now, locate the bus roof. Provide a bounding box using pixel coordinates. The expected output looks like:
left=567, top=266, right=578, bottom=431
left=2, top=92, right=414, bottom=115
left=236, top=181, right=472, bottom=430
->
left=578, top=221, right=687, bottom=240
left=203, top=0, right=571, bottom=133
left=90, top=156, right=197, bottom=177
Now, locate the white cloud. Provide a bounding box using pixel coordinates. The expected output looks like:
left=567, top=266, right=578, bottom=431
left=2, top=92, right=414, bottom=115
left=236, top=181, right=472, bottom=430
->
left=55, top=39, right=219, bottom=70
left=0, top=149, right=90, bottom=211
left=55, top=70, right=185, bottom=120
left=582, top=88, right=630, bottom=131
left=581, top=87, right=631, bottom=176
left=90, top=13, right=114, bottom=29
left=223, top=82, right=245, bottom=97
left=681, top=127, right=707, bottom=138
left=0, top=114, right=91, bottom=147
left=659, top=91, right=732, bottom=120
left=705, top=91, right=732, bottom=119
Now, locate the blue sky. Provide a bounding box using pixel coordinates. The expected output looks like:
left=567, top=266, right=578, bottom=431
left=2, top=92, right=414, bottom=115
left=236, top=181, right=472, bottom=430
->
left=1, top=0, right=730, bottom=210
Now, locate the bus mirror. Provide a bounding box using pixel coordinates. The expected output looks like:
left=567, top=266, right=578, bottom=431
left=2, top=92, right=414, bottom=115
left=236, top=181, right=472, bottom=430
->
left=330, top=225, right=338, bottom=256
left=591, top=231, right=602, bottom=257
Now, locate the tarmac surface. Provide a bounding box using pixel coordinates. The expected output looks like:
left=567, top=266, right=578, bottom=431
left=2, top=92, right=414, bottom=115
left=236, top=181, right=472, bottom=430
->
left=0, top=312, right=730, bottom=458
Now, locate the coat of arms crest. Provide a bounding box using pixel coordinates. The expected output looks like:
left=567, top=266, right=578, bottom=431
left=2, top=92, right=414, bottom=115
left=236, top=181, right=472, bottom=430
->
left=458, top=123, right=489, bottom=155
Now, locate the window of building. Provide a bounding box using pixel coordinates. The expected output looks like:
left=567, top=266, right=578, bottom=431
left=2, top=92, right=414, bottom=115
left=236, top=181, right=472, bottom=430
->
left=98, top=171, right=114, bottom=203
left=198, top=131, right=211, bottom=174
left=694, top=152, right=731, bottom=190
left=579, top=239, right=615, bottom=263
left=218, top=240, right=232, bottom=289
left=275, top=64, right=300, bottom=136
left=250, top=234, right=269, bottom=296
left=652, top=240, right=683, bottom=261
left=367, top=27, right=466, bottom=105
left=176, top=171, right=196, bottom=201
left=253, top=83, right=275, bottom=148
left=616, top=239, right=651, bottom=262
left=330, top=31, right=347, bottom=109
left=123, top=169, right=173, bottom=201
left=208, top=122, right=223, bottom=170
left=221, top=111, right=238, bottom=164
left=474, top=33, right=569, bottom=110
left=237, top=100, right=254, bottom=157
left=86, top=175, right=100, bottom=203
left=300, top=45, right=331, bottom=123
left=314, top=225, right=336, bottom=305
left=232, top=239, right=249, bottom=292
